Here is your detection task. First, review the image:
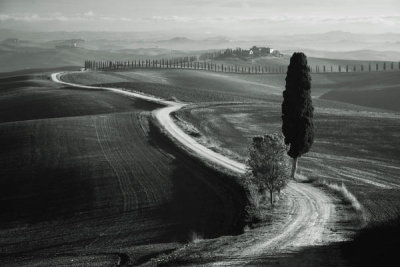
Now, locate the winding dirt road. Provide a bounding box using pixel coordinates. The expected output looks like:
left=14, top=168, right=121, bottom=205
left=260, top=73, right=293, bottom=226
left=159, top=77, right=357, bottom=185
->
left=51, top=71, right=338, bottom=264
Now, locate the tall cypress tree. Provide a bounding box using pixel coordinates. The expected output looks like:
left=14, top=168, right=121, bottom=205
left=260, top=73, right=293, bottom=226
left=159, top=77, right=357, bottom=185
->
left=282, top=52, right=314, bottom=179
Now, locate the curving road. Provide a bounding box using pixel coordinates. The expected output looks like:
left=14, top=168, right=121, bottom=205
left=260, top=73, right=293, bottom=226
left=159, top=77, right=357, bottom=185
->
left=51, top=71, right=338, bottom=264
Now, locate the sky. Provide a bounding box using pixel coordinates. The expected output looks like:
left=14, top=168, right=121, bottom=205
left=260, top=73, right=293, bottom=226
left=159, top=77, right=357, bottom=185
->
left=0, top=0, right=399, bottom=36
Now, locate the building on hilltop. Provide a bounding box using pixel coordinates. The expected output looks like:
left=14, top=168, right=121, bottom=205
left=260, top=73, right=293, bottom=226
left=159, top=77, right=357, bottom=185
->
left=250, top=46, right=274, bottom=57
left=261, top=47, right=273, bottom=54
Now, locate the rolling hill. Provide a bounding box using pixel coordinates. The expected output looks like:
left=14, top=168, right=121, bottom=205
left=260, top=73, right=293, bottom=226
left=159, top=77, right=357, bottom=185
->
left=62, top=68, right=400, bottom=265
left=0, top=70, right=247, bottom=265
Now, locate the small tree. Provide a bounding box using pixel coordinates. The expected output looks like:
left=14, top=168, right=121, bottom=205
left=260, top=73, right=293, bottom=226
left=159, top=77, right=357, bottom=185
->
left=282, top=52, right=314, bottom=179
left=248, top=134, right=290, bottom=205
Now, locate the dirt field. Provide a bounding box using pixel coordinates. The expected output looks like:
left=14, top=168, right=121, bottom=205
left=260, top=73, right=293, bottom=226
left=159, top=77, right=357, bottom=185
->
left=0, top=72, right=247, bottom=266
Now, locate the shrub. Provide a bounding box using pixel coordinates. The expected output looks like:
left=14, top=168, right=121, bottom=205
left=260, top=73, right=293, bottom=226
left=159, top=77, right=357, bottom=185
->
left=247, top=133, right=290, bottom=206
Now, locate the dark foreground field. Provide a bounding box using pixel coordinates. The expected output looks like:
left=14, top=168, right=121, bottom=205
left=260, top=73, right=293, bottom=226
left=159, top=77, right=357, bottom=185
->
left=63, top=69, right=400, bottom=266
left=0, top=71, right=247, bottom=266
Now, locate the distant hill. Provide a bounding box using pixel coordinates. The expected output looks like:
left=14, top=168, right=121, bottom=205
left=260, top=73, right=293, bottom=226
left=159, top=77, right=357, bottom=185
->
left=1, top=28, right=400, bottom=72
left=0, top=45, right=200, bottom=73
left=2, top=29, right=400, bottom=56
left=289, top=31, right=400, bottom=42
left=203, top=36, right=232, bottom=43
left=158, top=37, right=194, bottom=43
left=282, top=49, right=400, bottom=61
left=48, top=39, right=85, bottom=44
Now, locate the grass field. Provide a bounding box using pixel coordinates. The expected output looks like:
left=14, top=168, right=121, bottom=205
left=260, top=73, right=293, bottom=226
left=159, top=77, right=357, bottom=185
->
left=61, top=70, right=281, bottom=103
left=61, top=68, right=400, bottom=266
left=62, top=69, right=400, bottom=226
left=177, top=102, right=400, bottom=223
left=0, top=72, right=247, bottom=266
left=64, top=69, right=400, bottom=111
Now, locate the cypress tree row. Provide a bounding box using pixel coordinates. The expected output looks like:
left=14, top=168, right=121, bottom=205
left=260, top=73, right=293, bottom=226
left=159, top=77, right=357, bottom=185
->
left=282, top=52, right=314, bottom=179
left=82, top=57, right=400, bottom=75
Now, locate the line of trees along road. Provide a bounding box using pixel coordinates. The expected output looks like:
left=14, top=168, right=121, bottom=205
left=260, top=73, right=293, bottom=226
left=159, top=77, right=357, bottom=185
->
left=84, top=58, right=288, bottom=74
left=84, top=59, right=400, bottom=74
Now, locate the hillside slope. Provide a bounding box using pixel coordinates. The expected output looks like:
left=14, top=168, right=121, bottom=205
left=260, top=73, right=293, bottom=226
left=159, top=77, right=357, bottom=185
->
left=0, top=72, right=247, bottom=266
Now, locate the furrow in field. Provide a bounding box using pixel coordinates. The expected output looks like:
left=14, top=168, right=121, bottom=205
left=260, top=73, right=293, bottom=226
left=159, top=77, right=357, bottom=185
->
left=128, top=113, right=171, bottom=202
left=93, top=116, right=132, bottom=211
left=305, top=155, right=400, bottom=189
left=95, top=115, right=142, bottom=211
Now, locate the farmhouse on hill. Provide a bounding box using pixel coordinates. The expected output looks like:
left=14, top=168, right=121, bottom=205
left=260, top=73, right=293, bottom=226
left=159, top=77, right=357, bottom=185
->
left=249, top=46, right=274, bottom=56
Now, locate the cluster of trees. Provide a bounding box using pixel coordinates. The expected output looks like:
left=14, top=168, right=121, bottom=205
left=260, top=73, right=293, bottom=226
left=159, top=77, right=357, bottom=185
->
left=199, top=50, right=225, bottom=60
left=248, top=52, right=313, bottom=206
left=200, top=46, right=281, bottom=60
left=200, top=48, right=253, bottom=60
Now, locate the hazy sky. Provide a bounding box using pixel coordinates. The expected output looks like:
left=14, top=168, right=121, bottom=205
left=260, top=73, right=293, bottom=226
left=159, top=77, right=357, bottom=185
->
left=0, top=0, right=399, bottom=36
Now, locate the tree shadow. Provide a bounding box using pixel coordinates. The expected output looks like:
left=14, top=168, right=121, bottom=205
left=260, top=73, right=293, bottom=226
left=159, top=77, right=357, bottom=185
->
left=146, top=119, right=249, bottom=242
